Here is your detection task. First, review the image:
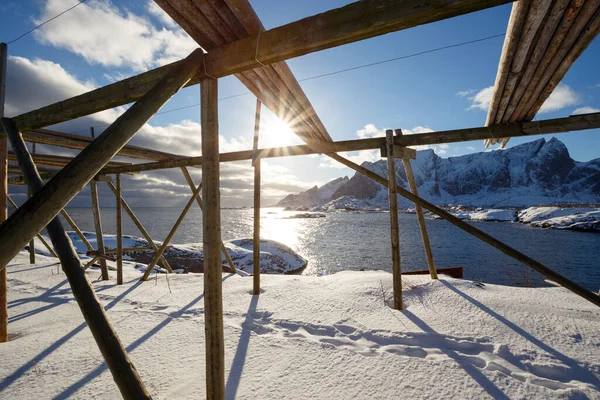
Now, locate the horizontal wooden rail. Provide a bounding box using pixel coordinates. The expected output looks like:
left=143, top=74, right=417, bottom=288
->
left=2, top=0, right=511, bottom=133
left=100, top=112, right=600, bottom=174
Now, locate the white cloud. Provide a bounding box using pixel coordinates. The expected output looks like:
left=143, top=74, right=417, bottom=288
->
left=456, top=89, right=475, bottom=97
left=463, top=86, right=494, bottom=111
left=33, top=0, right=197, bottom=72
left=572, top=106, right=600, bottom=115
left=146, top=0, right=178, bottom=28
left=538, top=83, right=579, bottom=113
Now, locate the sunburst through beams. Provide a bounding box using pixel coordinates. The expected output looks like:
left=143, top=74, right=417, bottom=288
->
left=259, top=110, right=305, bottom=149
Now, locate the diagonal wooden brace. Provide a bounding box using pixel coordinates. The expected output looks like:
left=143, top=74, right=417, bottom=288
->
left=0, top=48, right=204, bottom=270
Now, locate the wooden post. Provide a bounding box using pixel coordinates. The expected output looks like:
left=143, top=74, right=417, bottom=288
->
left=60, top=209, right=94, bottom=252
left=180, top=167, right=236, bottom=274
left=0, top=42, right=8, bottom=343
left=4, top=118, right=151, bottom=398
left=326, top=152, right=600, bottom=308
left=395, top=130, right=437, bottom=280
left=385, top=130, right=402, bottom=310
left=7, top=196, right=58, bottom=257
left=253, top=99, right=262, bottom=295
left=90, top=177, right=109, bottom=280
left=105, top=181, right=172, bottom=272
left=27, top=189, right=35, bottom=264
left=201, top=77, right=225, bottom=400
left=116, top=174, right=123, bottom=285
left=140, top=181, right=202, bottom=281
left=0, top=48, right=204, bottom=271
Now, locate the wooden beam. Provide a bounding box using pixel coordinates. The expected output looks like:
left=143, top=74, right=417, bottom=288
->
left=0, top=49, right=204, bottom=271
left=326, top=152, right=600, bottom=308
left=116, top=174, right=123, bottom=285
left=140, top=181, right=202, bottom=281
left=100, top=112, right=600, bottom=175
left=201, top=77, right=225, bottom=400
left=8, top=195, right=58, bottom=258
left=27, top=189, right=35, bottom=264
left=395, top=130, right=437, bottom=280
left=21, top=129, right=186, bottom=161
left=4, top=0, right=511, bottom=132
left=8, top=151, right=134, bottom=169
left=0, top=42, right=7, bottom=343
left=180, top=167, right=237, bottom=274
left=253, top=99, right=261, bottom=295
left=380, top=144, right=417, bottom=159
left=3, top=117, right=151, bottom=398
left=60, top=209, right=95, bottom=252
left=105, top=181, right=172, bottom=272
left=90, top=179, right=109, bottom=280
left=385, top=130, right=402, bottom=310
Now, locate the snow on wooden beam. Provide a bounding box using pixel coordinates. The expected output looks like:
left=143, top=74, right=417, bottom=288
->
left=3, top=0, right=512, bottom=133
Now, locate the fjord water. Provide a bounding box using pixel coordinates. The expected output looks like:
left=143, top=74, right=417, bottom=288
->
left=61, top=207, right=600, bottom=292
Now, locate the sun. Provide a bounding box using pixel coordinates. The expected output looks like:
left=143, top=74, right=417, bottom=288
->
left=259, top=113, right=303, bottom=148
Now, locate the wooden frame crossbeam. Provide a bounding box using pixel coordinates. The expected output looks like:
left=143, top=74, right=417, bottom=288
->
left=99, top=112, right=600, bottom=175
left=1, top=0, right=511, bottom=134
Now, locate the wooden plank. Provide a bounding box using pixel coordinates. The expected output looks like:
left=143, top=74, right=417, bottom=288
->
left=180, top=167, right=237, bottom=274
left=8, top=151, right=134, bottom=169
left=201, top=77, right=225, bottom=400
left=105, top=181, right=172, bottom=272
left=90, top=179, right=109, bottom=280
left=326, top=152, right=600, bottom=308
left=396, top=130, right=437, bottom=280
left=21, top=129, right=185, bottom=161
left=4, top=0, right=511, bottom=133
left=8, top=198, right=59, bottom=259
left=4, top=118, right=151, bottom=398
left=0, top=49, right=204, bottom=271
left=116, top=174, right=123, bottom=285
left=100, top=112, right=600, bottom=175
left=140, top=180, right=202, bottom=281
left=380, top=144, right=417, bottom=159
left=0, top=42, right=7, bottom=343
left=253, top=99, right=261, bottom=295
left=385, top=130, right=402, bottom=310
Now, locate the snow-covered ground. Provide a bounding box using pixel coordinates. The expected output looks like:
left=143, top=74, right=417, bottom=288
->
left=519, top=207, right=600, bottom=232
left=1, top=252, right=599, bottom=399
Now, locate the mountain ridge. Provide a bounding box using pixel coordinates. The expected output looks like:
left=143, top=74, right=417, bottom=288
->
left=277, top=137, right=600, bottom=209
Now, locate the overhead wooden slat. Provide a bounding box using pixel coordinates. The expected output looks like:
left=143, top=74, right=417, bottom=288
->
left=485, top=0, right=600, bottom=147
left=3, top=0, right=512, bottom=134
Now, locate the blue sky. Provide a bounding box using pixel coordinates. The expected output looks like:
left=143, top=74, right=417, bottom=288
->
left=1, top=0, right=599, bottom=207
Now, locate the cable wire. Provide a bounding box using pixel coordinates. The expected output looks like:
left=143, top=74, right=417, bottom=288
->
left=5, top=0, right=88, bottom=44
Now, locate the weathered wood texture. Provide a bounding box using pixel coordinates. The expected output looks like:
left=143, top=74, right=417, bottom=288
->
left=326, top=152, right=600, bottom=308
left=385, top=130, right=402, bottom=310
left=396, top=131, right=437, bottom=280
left=253, top=99, right=261, bottom=295
left=3, top=118, right=151, bottom=399
left=105, top=182, right=172, bottom=272
left=0, top=49, right=204, bottom=270
left=90, top=180, right=109, bottom=280
left=116, top=174, right=123, bottom=285
left=5, top=0, right=511, bottom=133
left=8, top=151, right=134, bottom=169
left=201, top=78, right=225, bottom=400
left=100, top=112, right=600, bottom=175
left=22, top=129, right=185, bottom=161
left=485, top=0, right=600, bottom=147
left=0, top=42, right=7, bottom=343
left=140, top=180, right=202, bottom=281
left=180, top=167, right=236, bottom=274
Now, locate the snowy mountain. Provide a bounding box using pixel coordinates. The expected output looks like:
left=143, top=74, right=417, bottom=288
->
left=278, top=138, right=600, bottom=208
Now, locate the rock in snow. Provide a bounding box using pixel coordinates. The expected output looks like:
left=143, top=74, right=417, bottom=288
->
left=45, top=232, right=308, bottom=274
left=3, top=252, right=600, bottom=399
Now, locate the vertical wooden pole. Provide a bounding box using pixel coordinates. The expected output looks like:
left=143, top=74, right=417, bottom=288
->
left=90, top=127, right=109, bottom=280
left=0, top=42, right=8, bottom=343
left=386, top=130, right=402, bottom=310
left=201, top=77, right=224, bottom=400
left=252, top=99, right=262, bottom=295
left=180, top=167, right=236, bottom=274
left=116, top=174, right=123, bottom=285
left=395, top=130, right=437, bottom=280
left=27, top=188, right=35, bottom=264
